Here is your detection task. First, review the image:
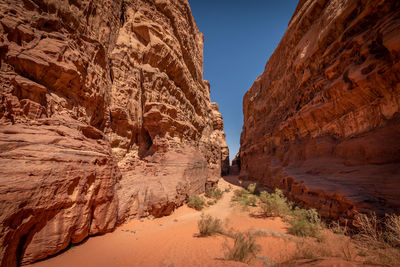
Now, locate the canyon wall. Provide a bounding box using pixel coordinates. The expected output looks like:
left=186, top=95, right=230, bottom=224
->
left=0, top=0, right=228, bottom=265
left=240, top=0, right=400, bottom=219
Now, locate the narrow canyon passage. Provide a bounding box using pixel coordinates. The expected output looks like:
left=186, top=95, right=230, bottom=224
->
left=0, top=0, right=399, bottom=266
left=28, top=177, right=289, bottom=267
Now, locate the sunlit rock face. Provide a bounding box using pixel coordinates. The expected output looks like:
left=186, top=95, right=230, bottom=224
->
left=0, top=0, right=228, bottom=265
left=240, top=0, right=400, bottom=220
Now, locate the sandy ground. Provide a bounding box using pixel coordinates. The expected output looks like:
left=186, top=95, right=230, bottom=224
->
left=29, top=176, right=358, bottom=267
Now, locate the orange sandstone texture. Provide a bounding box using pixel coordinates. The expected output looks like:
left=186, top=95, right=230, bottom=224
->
left=0, top=0, right=228, bottom=265
left=240, top=0, right=400, bottom=219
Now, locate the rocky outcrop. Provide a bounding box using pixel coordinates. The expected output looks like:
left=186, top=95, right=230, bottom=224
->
left=210, top=102, right=229, bottom=176
left=0, top=0, right=227, bottom=265
left=240, top=0, right=400, bottom=220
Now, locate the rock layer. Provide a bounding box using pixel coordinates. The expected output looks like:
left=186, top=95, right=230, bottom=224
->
left=0, top=0, right=228, bottom=265
left=240, top=0, right=400, bottom=219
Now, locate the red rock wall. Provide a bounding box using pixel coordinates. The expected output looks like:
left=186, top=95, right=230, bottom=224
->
left=0, top=0, right=228, bottom=265
left=240, top=0, right=400, bottom=220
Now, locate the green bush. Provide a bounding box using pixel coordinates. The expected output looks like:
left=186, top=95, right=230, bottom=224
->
left=187, top=195, right=206, bottom=211
left=259, top=189, right=292, bottom=217
left=258, top=189, right=323, bottom=237
left=288, top=208, right=323, bottom=237
left=205, top=188, right=223, bottom=200
left=198, top=214, right=224, bottom=237
left=233, top=188, right=249, bottom=198
left=232, top=189, right=256, bottom=209
left=224, top=231, right=261, bottom=263
left=247, top=183, right=257, bottom=194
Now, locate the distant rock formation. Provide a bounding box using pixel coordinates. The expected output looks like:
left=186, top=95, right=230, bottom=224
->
left=229, top=153, right=240, bottom=175
left=0, top=0, right=228, bottom=265
left=240, top=0, right=400, bottom=220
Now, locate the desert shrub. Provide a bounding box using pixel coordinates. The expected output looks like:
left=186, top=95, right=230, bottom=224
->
left=352, top=213, right=400, bottom=266
left=224, top=231, right=261, bottom=263
left=330, top=220, right=348, bottom=235
left=247, top=183, right=257, bottom=194
left=197, top=213, right=224, bottom=237
left=354, top=213, right=400, bottom=248
left=233, top=188, right=249, bottom=198
left=232, top=189, right=256, bottom=209
left=384, top=214, right=400, bottom=248
left=187, top=195, right=205, bottom=211
left=353, top=212, right=384, bottom=246
left=292, top=239, right=334, bottom=260
left=288, top=208, right=323, bottom=237
left=224, top=185, right=232, bottom=193
left=205, top=188, right=223, bottom=200
left=259, top=189, right=291, bottom=217
left=288, top=232, right=358, bottom=263
left=207, top=200, right=216, bottom=206
left=241, top=195, right=256, bottom=207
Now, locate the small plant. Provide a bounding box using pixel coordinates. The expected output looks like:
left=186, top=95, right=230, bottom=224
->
left=187, top=195, right=205, bottom=211
left=293, top=238, right=334, bottom=260
left=259, top=189, right=292, bottom=217
left=352, top=213, right=400, bottom=266
left=233, top=188, right=249, bottom=198
left=232, top=189, right=256, bottom=209
left=330, top=220, right=348, bottom=235
left=224, top=231, right=261, bottom=263
left=247, top=183, right=257, bottom=194
left=197, top=213, right=224, bottom=237
left=288, top=208, right=323, bottom=237
left=207, top=200, right=216, bottom=206
left=384, top=214, right=400, bottom=248
left=354, top=212, right=400, bottom=248
left=205, top=188, right=223, bottom=200
left=224, top=185, right=232, bottom=193
left=353, top=212, right=384, bottom=246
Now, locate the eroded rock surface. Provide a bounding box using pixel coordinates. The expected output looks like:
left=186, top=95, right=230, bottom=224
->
left=240, top=0, right=400, bottom=219
left=0, top=0, right=228, bottom=265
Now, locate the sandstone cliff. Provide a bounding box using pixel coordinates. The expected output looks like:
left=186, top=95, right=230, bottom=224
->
left=240, top=0, right=400, bottom=219
left=0, top=0, right=228, bottom=265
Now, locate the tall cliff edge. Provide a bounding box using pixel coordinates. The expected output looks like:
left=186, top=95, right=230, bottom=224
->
left=240, top=0, right=400, bottom=220
left=0, top=0, right=228, bottom=265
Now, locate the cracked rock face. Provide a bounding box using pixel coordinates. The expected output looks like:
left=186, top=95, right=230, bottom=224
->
left=240, top=0, right=400, bottom=220
left=0, top=0, right=228, bottom=265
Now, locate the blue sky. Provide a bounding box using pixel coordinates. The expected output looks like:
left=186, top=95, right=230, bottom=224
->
left=188, top=0, right=298, bottom=161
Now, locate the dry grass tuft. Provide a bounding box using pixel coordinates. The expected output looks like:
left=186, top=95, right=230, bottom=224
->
left=352, top=213, right=400, bottom=266
left=223, top=231, right=261, bottom=263
left=187, top=195, right=205, bottom=211
left=330, top=219, right=348, bottom=235
left=385, top=214, right=400, bottom=248
left=197, top=213, right=224, bottom=237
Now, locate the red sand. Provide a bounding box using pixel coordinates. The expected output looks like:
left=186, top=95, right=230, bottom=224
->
left=29, top=176, right=358, bottom=267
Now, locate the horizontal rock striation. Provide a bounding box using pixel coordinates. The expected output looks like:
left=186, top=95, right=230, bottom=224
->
left=0, top=0, right=228, bottom=265
left=240, top=0, right=400, bottom=220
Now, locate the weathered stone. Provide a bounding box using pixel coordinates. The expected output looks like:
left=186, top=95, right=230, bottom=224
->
left=0, top=0, right=228, bottom=265
left=229, top=153, right=240, bottom=175
left=240, top=0, right=400, bottom=219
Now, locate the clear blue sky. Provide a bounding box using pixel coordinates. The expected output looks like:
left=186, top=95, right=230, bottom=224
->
left=188, top=0, right=298, bottom=161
